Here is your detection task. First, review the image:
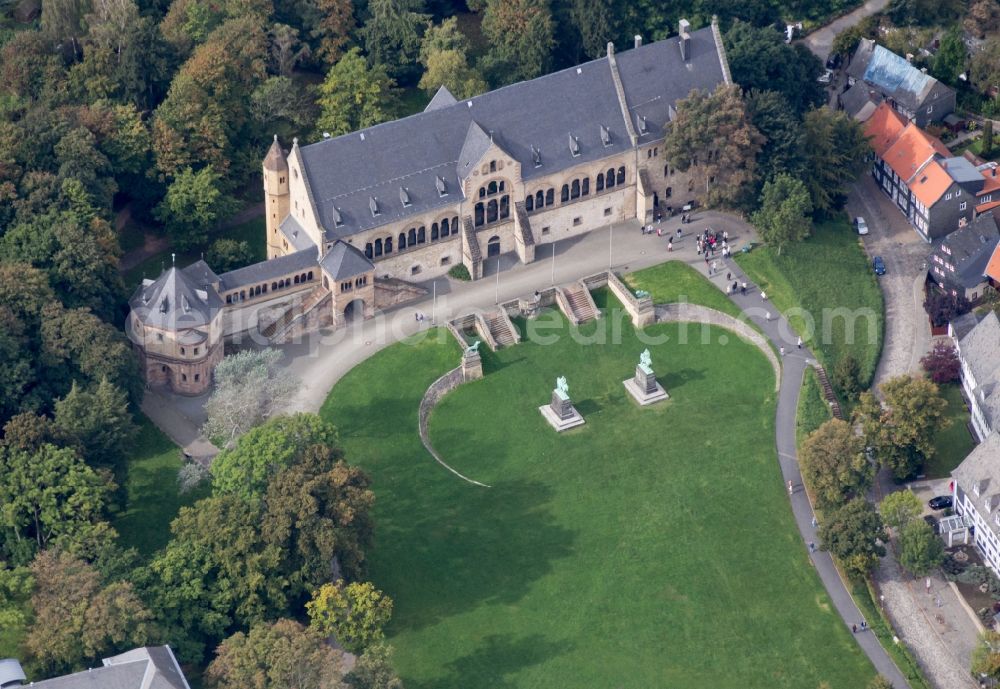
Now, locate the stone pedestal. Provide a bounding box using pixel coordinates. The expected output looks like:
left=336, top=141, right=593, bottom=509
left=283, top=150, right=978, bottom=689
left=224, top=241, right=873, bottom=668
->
left=539, top=389, right=585, bottom=431
left=461, top=351, right=483, bottom=381
left=623, top=364, right=669, bottom=406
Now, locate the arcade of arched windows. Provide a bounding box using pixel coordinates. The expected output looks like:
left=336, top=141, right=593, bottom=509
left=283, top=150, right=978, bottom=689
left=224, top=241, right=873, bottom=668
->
left=474, top=178, right=510, bottom=227
left=223, top=270, right=315, bottom=304
left=364, top=215, right=459, bottom=259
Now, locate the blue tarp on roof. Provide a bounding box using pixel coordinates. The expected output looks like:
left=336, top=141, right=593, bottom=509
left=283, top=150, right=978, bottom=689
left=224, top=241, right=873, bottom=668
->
left=863, top=45, right=933, bottom=100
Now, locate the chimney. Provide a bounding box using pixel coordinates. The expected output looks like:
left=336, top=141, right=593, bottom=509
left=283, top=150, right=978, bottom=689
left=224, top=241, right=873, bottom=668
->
left=634, top=35, right=642, bottom=49
left=678, top=19, right=691, bottom=61
left=606, top=41, right=614, bottom=58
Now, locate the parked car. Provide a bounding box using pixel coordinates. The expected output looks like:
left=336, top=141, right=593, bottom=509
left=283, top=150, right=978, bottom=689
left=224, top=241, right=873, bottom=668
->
left=855, top=217, right=869, bottom=235
left=873, top=256, right=886, bottom=275
left=818, top=69, right=834, bottom=84
left=923, top=515, right=939, bottom=532
left=826, top=54, right=842, bottom=70
left=928, top=495, right=953, bottom=510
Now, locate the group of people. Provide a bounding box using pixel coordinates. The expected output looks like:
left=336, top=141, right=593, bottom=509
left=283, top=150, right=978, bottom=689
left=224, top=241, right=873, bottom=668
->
left=697, top=229, right=731, bottom=258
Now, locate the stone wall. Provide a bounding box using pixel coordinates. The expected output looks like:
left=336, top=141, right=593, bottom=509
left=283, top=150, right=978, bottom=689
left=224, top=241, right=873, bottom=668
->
left=374, top=277, right=429, bottom=310
left=417, top=366, right=491, bottom=487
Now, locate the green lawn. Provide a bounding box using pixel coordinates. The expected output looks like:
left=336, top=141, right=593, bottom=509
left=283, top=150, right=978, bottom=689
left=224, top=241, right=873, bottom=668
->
left=797, top=367, right=833, bottom=445
left=735, top=218, right=884, bottom=393
left=624, top=260, right=743, bottom=318
left=322, top=302, right=875, bottom=688
left=113, top=418, right=209, bottom=556
left=122, top=216, right=266, bottom=290
left=924, top=382, right=976, bottom=479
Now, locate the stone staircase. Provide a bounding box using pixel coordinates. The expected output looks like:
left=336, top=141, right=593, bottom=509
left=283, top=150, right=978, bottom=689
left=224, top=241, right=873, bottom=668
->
left=813, top=365, right=845, bottom=420
left=560, top=282, right=599, bottom=324
left=261, top=285, right=330, bottom=341
left=486, top=310, right=519, bottom=348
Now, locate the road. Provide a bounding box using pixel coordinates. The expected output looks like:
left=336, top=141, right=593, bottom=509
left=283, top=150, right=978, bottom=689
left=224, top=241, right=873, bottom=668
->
left=802, top=0, right=892, bottom=62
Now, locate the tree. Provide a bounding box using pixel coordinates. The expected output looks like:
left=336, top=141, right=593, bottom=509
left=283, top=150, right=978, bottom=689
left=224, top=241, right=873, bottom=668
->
left=307, top=579, right=393, bottom=654
left=262, top=444, right=375, bottom=589
left=316, top=47, right=398, bottom=138
left=210, top=412, right=339, bottom=499
left=970, top=37, right=1000, bottom=99
left=889, top=0, right=964, bottom=26
left=480, top=0, right=555, bottom=85
left=0, top=443, right=113, bottom=558
left=972, top=630, right=1000, bottom=682
left=569, top=0, right=620, bottom=60
left=0, top=308, right=36, bottom=426
left=920, top=341, right=960, bottom=384
left=801, top=108, right=871, bottom=212
left=346, top=644, right=404, bottom=689
left=663, top=85, right=763, bottom=208
left=724, top=21, right=825, bottom=115
left=206, top=238, right=255, bottom=273
left=923, top=289, right=970, bottom=327
left=800, top=419, right=872, bottom=510
left=746, top=89, right=806, bottom=184
left=205, top=618, right=348, bottom=689
left=142, top=494, right=287, bottom=663
left=25, top=550, right=152, bottom=675
left=931, top=28, right=966, bottom=86
left=313, top=0, right=354, bottom=65
left=155, top=167, right=237, bottom=250
left=984, top=119, right=994, bottom=158
left=251, top=76, right=317, bottom=137
left=751, top=174, right=812, bottom=255
left=417, top=18, right=487, bottom=100
left=833, top=354, right=863, bottom=398
left=360, top=0, right=428, bottom=83
left=270, top=23, right=311, bottom=77
left=879, top=490, right=923, bottom=531
left=965, top=0, right=1000, bottom=39
left=897, top=519, right=944, bottom=576
left=818, top=498, right=887, bottom=579
left=855, top=375, right=950, bottom=480
left=53, top=378, right=137, bottom=469
left=41, top=0, right=88, bottom=58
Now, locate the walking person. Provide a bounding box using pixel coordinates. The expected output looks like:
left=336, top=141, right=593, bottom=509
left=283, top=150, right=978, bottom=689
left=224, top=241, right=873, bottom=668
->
left=711, top=260, right=717, bottom=275
left=797, top=336, right=802, bottom=349
left=741, top=281, right=747, bottom=295
left=667, top=238, right=673, bottom=252
left=780, top=346, right=785, bottom=356
left=676, top=227, right=682, bottom=239
left=761, top=290, right=767, bottom=301
left=765, top=311, right=772, bottom=322
left=787, top=480, right=793, bottom=495
left=852, top=624, right=857, bottom=634
left=726, top=271, right=732, bottom=282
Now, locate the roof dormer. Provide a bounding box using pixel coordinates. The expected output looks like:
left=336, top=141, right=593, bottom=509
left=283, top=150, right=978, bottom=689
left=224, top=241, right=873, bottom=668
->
left=400, top=187, right=411, bottom=207
left=600, top=125, right=611, bottom=147
left=568, top=133, right=580, bottom=157
left=369, top=196, right=379, bottom=217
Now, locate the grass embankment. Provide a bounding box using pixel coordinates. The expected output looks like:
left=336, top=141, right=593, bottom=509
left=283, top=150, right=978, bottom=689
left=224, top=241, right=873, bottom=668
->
left=624, top=259, right=743, bottom=318
left=735, top=218, right=884, bottom=396
left=797, top=367, right=834, bottom=445
left=924, top=382, right=975, bottom=479
left=323, top=291, right=875, bottom=688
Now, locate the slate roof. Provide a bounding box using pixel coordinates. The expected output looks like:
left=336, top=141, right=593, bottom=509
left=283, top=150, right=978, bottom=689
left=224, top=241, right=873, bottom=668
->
left=953, top=432, right=1000, bottom=526
left=217, top=247, right=318, bottom=291
left=129, top=266, right=224, bottom=329
left=29, top=646, right=190, bottom=689
left=960, top=311, right=1000, bottom=430
left=320, top=241, right=374, bottom=280
left=951, top=310, right=986, bottom=340
left=943, top=156, right=983, bottom=185
left=930, top=214, right=1000, bottom=289
left=280, top=214, right=317, bottom=252
left=0, top=659, right=25, bottom=687
left=295, top=27, right=727, bottom=240
left=181, top=259, right=220, bottom=288
left=849, top=39, right=952, bottom=113
left=841, top=81, right=879, bottom=121
left=425, top=85, right=458, bottom=112
left=263, top=135, right=287, bottom=172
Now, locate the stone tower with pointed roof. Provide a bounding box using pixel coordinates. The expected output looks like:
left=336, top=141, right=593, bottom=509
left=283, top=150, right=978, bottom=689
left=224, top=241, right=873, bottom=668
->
left=263, top=135, right=290, bottom=260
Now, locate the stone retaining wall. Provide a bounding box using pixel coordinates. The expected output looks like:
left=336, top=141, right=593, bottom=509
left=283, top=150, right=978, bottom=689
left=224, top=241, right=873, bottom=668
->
left=655, top=303, right=781, bottom=391
left=417, top=367, right=491, bottom=487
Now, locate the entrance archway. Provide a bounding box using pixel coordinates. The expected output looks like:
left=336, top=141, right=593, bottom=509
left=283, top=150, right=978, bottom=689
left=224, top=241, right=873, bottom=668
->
left=487, top=236, right=501, bottom=258
left=343, top=298, right=365, bottom=321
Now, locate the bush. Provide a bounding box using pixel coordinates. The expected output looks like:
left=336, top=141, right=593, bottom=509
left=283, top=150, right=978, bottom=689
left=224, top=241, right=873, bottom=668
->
left=833, top=354, right=863, bottom=398
left=921, top=341, right=960, bottom=384
left=206, top=238, right=254, bottom=273
left=177, top=461, right=209, bottom=494
left=448, top=264, right=471, bottom=281
left=923, top=289, right=971, bottom=328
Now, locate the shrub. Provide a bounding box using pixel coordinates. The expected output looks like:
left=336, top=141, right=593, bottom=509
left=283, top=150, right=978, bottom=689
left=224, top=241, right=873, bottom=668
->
left=178, top=461, right=209, bottom=495
left=206, top=238, right=255, bottom=273
left=923, top=289, right=971, bottom=327
left=448, top=263, right=471, bottom=281
left=833, top=354, right=863, bottom=398
left=921, top=341, right=960, bottom=384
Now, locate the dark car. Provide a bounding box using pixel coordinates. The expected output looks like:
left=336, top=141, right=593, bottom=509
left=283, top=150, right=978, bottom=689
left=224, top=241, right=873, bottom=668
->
left=923, top=514, right=938, bottom=532
left=873, top=256, right=886, bottom=276
left=928, top=495, right=953, bottom=510
left=826, top=54, right=842, bottom=70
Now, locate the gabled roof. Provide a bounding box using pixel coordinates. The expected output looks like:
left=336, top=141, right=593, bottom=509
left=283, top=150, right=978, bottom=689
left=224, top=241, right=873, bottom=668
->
left=457, top=121, right=495, bottom=180
left=280, top=214, right=317, bottom=252
left=217, top=247, right=318, bottom=291
left=849, top=39, right=951, bottom=113
left=319, top=241, right=374, bottom=280
left=182, top=259, right=219, bottom=288
left=943, top=156, right=983, bottom=185
left=987, top=242, right=1000, bottom=283
left=425, top=85, right=458, bottom=112
left=931, top=213, right=1000, bottom=288
left=864, top=102, right=908, bottom=157
left=29, top=646, right=190, bottom=689
left=953, top=433, right=1000, bottom=521
left=910, top=160, right=954, bottom=207
left=295, top=27, right=727, bottom=240
left=842, top=81, right=880, bottom=122
left=960, top=311, right=1000, bottom=397
left=882, top=122, right=950, bottom=183
left=129, top=266, right=223, bottom=329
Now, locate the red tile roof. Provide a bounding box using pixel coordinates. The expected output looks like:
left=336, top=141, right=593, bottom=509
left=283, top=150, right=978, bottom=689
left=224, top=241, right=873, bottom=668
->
left=986, top=242, right=1000, bottom=282
left=864, top=102, right=908, bottom=157
left=911, top=160, right=954, bottom=207
left=882, top=123, right=950, bottom=184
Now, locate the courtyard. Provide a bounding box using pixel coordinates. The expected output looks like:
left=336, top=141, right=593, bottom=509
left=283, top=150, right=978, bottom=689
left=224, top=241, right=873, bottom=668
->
left=321, top=279, right=877, bottom=689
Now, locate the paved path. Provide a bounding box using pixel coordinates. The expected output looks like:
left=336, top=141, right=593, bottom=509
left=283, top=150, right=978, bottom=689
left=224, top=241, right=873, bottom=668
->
left=802, top=0, right=892, bottom=61
left=144, top=210, right=913, bottom=684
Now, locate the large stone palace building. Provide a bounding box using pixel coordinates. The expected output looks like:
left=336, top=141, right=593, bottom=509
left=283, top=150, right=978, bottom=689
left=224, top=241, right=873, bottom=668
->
left=127, top=19, right=731, bottom=394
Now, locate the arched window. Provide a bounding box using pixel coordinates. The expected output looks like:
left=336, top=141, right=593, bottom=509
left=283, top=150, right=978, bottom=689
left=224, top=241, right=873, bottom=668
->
left=307, top=271, right=313, bottom=280
left=490, top=160, right=496, bottom=172
left=545, top=189, right=554, bottom=206
left=617, top=166, right=626, bottom=185
left=597, top=173, right=605, bottom=191
left=408, top=228, right=416, bottom=246
left=487, top=198, right=498, bottom=223
left=561, top=184, right=569, bottom=203
left=582, top=178, right=590, bottom=195
left=254, top=285, right=261, bottom=296
left=226, top=294, right=232, bottom=304
left=499, top=180, right=505, bottom=192
left=431, top=223, right=439, bottom=240
left=487, top=180, right=498, bottom=195
left=374, top=239, right=383, bottom=257
left=442, top=217, right=450, bottom=236
left=499, top=195, right=509, bottom=219
left=399, top=233, right=406, bottom=250
left=240, top=290, right=246, bottom=300
left=665, top=187, right=672, bottom=198
left=525, top=195, right=534, bottom=212
left=294, top=275, right=300, bottom=284
left=365, top=243, right=373, bottom=259
left=571, top=179, right=580, bottom=199
left=385, top=236, right=393, bottom=253
left=606, top=168, right=616, bottom=188
left=271, top=282, right=277, bottom=291
left=664, top=164, right=670, bottom=177
left=453, top=216, right=458, bottom=232
left=417, top=226, right=426, bottom=243
left=479, top=187, right=486, bottom=198
left=475, top=202, right=485, bottom=226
